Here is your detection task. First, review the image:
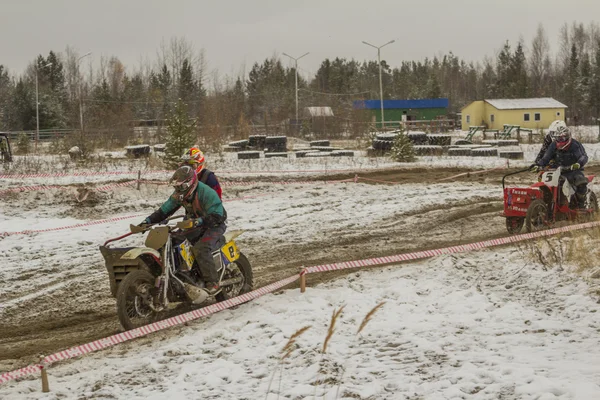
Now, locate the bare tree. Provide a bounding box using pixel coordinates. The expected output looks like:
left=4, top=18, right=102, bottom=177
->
left=557, top=23, right=571, bottom=73
left=529, top=23, right=551, bottom=96
left=157, top=37, right=205, bottom=89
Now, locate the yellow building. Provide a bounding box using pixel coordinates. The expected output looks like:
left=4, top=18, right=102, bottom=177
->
left=461, top=98, right=567, bottom=130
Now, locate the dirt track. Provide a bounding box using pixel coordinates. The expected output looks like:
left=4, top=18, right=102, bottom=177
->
left=0, top=165, right=585, bottom=372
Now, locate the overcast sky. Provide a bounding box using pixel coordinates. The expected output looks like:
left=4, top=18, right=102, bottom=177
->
left=1, top=0, right=599, bottom=80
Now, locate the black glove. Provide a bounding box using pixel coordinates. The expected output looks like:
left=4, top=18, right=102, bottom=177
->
left=529, top=164, right=540, bottom=173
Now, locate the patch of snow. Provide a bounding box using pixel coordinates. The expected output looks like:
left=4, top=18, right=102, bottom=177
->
left=3, top=248, right=600, bottom=399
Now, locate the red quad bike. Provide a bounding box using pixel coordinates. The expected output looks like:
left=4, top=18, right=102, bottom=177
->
left=502, top=166, right=598, bottom=234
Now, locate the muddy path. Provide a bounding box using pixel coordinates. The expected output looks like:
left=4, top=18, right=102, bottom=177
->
left=0, top=165, right=576, bottom=371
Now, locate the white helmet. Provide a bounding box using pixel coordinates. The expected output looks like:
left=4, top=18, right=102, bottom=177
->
left=548, top=120, right=568, bottom=138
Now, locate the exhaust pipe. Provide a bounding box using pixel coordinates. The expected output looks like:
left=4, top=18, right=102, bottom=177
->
left=183, top=283, right=210, bottom=305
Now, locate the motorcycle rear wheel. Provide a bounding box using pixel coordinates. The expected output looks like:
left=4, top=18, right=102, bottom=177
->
left=526, top=199, right=549, bottom=232
left=116, top=269, right=158, bottom=330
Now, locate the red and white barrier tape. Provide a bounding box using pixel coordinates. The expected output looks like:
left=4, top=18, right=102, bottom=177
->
left=94, top=180, right=138, bottom=192
left=0, top=214, right=142, bottom=238
left=0, top=274, right=300, bottom=385
left=0, top=165, right=411, bottom=180
left=0, top=185, right=71, bottom=195
left=0, top=194, right=270, bottom=237
left=303, top=220, right=600, bottom=274
left=3, top=219, right=600, bottom=385
left=1, top=178, right=355, bottom=195
left=437, top=166, right=507, bottom=182
left=0, top=170, right=170, bottom=179
left=0, top=180, right=138, bottom=196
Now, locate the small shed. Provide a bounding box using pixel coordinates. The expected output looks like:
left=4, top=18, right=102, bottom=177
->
left=303, top=106, right=335, bottom=134
left=461, top=98, right=567, bottom=130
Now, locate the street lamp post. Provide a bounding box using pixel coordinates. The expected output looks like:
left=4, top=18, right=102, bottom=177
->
left=362, top=40, right=395, bottom=129
left=77, top=52, right=92, bottom=135
left=35, top=61, right=53, bottom=150
left=282, top=52, right=309, bottom=130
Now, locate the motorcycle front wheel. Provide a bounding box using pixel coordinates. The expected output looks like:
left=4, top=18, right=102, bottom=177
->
left=116, top=269, right=159, bottom=330
left=217, top=252, right=254, bottom=302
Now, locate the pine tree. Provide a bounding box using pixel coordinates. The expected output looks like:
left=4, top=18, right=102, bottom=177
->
left=510, top=41, right=528, bottom=98
left=496, top=41, right=512, bottom=98
left=590, top=39, right=600, bottom=120
left=178, top=58, right=196, bottom=104
left=165, top=99, right=197, bottom=167
left=579, top=54, right=592, bottom=122
left=390, top=132, right=415, bottom=162
left=0, top=65, right=13, bottom=130
left=564, top=44, right=581, bottom=123
left=426, top=72, right=442, bottom=98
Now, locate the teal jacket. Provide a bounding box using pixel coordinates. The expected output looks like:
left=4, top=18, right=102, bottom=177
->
left=147, top=182, right=226, bottom=226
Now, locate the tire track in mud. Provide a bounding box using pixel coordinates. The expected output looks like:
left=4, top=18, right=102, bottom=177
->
left=1, top=196, right=508, bottom=372
left=0, top=166, right=552, bottom=371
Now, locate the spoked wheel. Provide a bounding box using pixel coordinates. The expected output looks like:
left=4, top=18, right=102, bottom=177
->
left=525, top=199, right=550, bottom=232
left=505, top=217, right=524, bottom=234
left=587, top=192, right=599, bottom=217
left=116, top=270, right=158, bottom=330
left=217, top=252, right=254, bottom=302
left=576, top=191, right=600, bottom=223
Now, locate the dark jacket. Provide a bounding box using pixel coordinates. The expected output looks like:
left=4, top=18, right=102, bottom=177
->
left=147, top=181, right=226, bottom=227
left=534, top=133, right=553, bottom=164
left=199, top=168, right=222, bottom=200
left=539, top=139, right=588, bottom=169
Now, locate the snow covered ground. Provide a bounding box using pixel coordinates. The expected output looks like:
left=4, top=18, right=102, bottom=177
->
left=4, top=139, right=600, bottom=187
left=3, top=247, right=600, bottom=399
left=0, top=180, right=497, bottom=314
left=3, top=146, right=600, bottom=399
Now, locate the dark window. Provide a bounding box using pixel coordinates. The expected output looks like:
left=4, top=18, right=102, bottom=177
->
left=466, top=115, right=471, bottom=124
left=524, top=113, right=530, bottom=122
left=490, top=114, right=495, bottom=123
left=534, top=113, right=541, bottom=121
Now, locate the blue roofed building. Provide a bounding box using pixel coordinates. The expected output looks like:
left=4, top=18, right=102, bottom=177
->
left=353, top=98, right=449, bottom=128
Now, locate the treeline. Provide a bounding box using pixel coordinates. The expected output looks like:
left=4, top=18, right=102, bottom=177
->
left=0, top=22, right=599, bottom=141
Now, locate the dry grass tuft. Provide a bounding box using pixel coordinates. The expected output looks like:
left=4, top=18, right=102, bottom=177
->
left=357, top=302, right=385, bottom=335
left=323, top=306, right=345, bottom=354
left=523, top=226, right=600, bottom=274
left=280, top=325, right=311, bottom=360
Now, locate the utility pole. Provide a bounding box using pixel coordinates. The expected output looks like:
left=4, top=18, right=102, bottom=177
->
left=282, top=52, right=309, bottom=131
left=77, top=52, right=92, bottom=135
left=362, top=40, right=395, bottom=129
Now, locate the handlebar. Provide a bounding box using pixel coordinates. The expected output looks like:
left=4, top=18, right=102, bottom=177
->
left=103, top=232, right=134, bottom=247
left=502, top=168, right=530, bottom=190
left=502, top=165, right=575, bottom=190
left=102, top=214, right=185, bottom=247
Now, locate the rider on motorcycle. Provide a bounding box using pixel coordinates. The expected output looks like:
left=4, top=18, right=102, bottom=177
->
left=532, top=124, right=589, bottom=209
left=141, top=165, right=226, bottom=293
left=182, top=147, right=222, bottom=199
left=534, top=120, right=567, bottom=165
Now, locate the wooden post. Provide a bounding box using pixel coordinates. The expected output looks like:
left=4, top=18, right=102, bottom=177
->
left=137, top=170, right=141, bottom=190
left=516, top=127, right=521, bottom=142
left=40, top=365, right=49, bottom=393
left=300, top=273, right=306, bottom=293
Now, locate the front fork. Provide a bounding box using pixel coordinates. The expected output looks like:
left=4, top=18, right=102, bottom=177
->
left=148, top=238, right=173, bottom=312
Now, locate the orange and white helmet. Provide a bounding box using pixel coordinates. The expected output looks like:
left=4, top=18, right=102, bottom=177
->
left=183, top=146, right=206, bottom=173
